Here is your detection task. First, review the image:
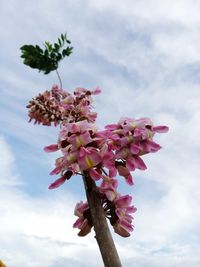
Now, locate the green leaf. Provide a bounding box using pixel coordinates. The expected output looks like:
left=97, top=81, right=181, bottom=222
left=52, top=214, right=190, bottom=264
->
left=20, top=33, right=73, bottom=75
left=58, top=38, right=62, bottom=46
left=54, top=43, right=60, bottom=51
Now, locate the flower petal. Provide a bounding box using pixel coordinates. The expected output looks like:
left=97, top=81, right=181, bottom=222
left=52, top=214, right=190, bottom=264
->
left=48, top=176, right=68, bottom=189
left=130, top=143, right=140, bottom=154
left=44, top=144, right=59, bottom=152
left=153, top=126, right=169, bottom=133
left=78, top=220, right=92, bottom=236
left=105, top=190, right=117, bottom=201
left=89, top=168, right=102, bottom=181
left=49, top=166, right=62, bottom=175
left=113, top=222, right=130, bottom=237
left=131, top=155, right=147, bottom=170
left=145, top=140, right=161, bottom=152
left=115, top=195, right=132, bottom=207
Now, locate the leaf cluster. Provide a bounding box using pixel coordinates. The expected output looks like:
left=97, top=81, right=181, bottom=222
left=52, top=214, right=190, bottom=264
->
left=20, top=33, right=73, bottom=74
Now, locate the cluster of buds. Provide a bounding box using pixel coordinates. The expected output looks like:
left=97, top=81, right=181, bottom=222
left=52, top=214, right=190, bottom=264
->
left=27, top=86, right=168, bottom=237
left=27, top=85, right=100, bottom=126
left=26, top=86, right=66, bottom=126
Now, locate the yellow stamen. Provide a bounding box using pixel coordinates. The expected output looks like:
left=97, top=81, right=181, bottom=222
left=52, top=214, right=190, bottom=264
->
left=76, top=136, right=83, bottom=147
left=85, top=156, right=94, bottom=169
left=130, top=122, right=137, bottom=128
left=67, top=154, right=76, bottom=163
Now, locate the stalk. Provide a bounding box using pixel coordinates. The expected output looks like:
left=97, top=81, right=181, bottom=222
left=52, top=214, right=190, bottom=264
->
left=56, top=69, right=62, bottom=88
left=83, top=172, right=122, bottom=267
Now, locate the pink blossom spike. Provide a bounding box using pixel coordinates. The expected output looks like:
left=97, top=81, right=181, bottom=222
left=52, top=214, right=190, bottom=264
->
left=27, top=83, right=169, bottom=239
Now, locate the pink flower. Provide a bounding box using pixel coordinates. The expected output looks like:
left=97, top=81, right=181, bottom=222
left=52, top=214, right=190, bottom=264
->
left=113, top=195, right=137, bottom=237
left=74, top=201, right=89, bottom=217
left=73, top=201, right=93, bottom=236
left=68, top=131, right=93, bottom=150
left=26, top=87, right=66, bottom=126
left=100, top=176, right=118, bottom=201
left=116, top=164, right=134, bottom=185
left=78, top=147, right=101, bottom=170
left=50, top=157, right=65, bottom=175
left=100, top=144, right=116, bottom=177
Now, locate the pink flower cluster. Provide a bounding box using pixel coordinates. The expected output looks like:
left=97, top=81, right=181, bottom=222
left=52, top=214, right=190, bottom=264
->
left=28, top=85, right=168, bottom=237
left=27, top=85, right=100, bottom=126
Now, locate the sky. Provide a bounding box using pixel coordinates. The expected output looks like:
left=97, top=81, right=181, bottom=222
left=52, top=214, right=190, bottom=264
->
left=0, top=0, right=200, bottom=266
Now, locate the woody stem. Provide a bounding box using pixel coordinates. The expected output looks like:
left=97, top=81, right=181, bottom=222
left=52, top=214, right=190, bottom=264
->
left=83, top=172, right=122, bottom=267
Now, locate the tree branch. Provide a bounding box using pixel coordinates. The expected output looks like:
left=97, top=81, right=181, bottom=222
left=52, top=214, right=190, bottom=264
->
left=83, top=172, right=122, bottom=267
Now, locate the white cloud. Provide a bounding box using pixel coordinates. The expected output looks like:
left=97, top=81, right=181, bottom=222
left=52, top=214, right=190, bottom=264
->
left=89, top=0, right=200, bottom=26
left=0, top=136, right=103, bottom=267
left=0, top=136, right=21, bottom=186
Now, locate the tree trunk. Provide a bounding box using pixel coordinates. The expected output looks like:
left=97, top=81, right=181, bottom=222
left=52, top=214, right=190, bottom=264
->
left=83, top=172, right=122, bottom=267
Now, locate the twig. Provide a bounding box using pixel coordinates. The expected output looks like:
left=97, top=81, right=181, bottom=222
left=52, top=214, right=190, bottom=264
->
left=56, top=69, right=62, bottom=88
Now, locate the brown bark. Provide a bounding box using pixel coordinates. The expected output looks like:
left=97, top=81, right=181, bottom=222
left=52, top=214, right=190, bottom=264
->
left=83, top=172, right=122, bottom=267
